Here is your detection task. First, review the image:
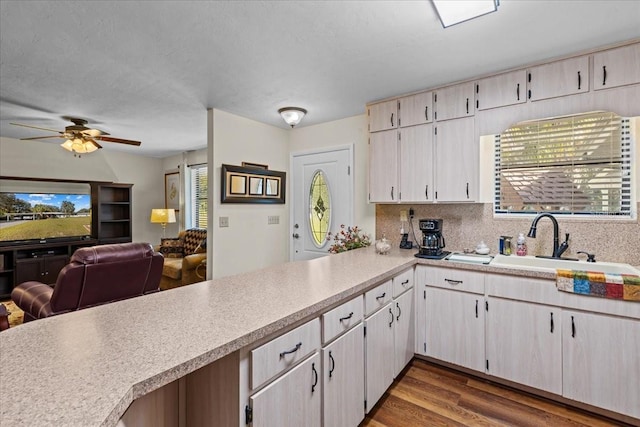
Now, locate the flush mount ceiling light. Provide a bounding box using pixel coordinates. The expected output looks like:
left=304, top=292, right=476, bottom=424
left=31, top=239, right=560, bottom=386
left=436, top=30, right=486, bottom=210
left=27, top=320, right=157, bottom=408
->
left=432, top=0, right=499, bottom=28
left=278, top=107, right=307, bottom=128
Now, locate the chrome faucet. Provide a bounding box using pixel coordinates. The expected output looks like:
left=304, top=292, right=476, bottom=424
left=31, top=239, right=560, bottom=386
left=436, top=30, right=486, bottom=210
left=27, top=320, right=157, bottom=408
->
left=527, top=213, right=571, bottom=259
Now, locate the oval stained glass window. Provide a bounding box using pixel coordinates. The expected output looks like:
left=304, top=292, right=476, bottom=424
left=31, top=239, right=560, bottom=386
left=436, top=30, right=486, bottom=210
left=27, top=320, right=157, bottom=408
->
left=309, top=170, right=331, bottom=247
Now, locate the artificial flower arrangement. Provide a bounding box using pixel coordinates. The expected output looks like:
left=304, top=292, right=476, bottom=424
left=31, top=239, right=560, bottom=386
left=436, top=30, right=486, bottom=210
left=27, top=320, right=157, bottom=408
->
left=327, top=224, right=371, bottom=253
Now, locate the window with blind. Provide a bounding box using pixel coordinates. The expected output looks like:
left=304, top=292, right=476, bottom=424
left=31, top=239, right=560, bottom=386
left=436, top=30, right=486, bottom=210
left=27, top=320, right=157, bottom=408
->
left=189, top=165, right=208, bottom=228
left=495, top=111, right=632, bottom=217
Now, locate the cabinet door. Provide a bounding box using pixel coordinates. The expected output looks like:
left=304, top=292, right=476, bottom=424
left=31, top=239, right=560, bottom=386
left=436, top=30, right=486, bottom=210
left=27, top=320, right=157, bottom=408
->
left=393, top=288, right=414, bottom=377
left=44, top=255, right=69, bottom=284
left=15, top=258, right=43, bottom=284
left=399, top=91, right=433, bottom=127
left=369, top=130, right=398, bottom=202
left=425, top=287, right=485, bottom=372
left=434, top=117, right=477, bottom=202
left=399, top=124, right=434, bottom=203
left=364, top=302, right=394, bottom=412
left=250, top=353, right=321, bottom=427
left=476, top=70, right=527, bottom=110
left=434, top=82, right=475, bottom=121
left=369, top=100, right=398, bottom=132
left=563, top=311, right=640, bottom=419
left=486, top=298, right=561, bottom=394
left=593, top=43, right=640, bottom=90
left=528, top=56, right=589, bottom=101
left=323, top=324, right=364, bottom=427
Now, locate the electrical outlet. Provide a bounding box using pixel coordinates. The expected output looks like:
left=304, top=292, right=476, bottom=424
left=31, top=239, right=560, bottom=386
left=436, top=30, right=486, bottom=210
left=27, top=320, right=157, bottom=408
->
left=219, top=216, right=229, bottom=227
left=268, top=215, right=280, bottom=225
left=399, top=210, right=408, bottom=222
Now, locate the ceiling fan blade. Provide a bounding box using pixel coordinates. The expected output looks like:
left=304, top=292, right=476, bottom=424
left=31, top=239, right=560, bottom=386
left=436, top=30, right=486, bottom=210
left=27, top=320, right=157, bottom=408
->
left=82, top=128, right=109, bottom=137
left=95, top=136, right=141, bottom=146
left=20, top=135, right=64, bottom=140
left=10, top=122, right=63, bottom=133
left=88, top=138, right=103, bottom=149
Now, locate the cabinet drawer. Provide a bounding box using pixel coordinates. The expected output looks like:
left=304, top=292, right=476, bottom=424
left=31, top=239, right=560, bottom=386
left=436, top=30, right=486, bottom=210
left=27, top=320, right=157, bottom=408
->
left=251, top=318, right=320, bottom=390
left=322, top=296, right=363, bottom=344
left=392, top=269, right=414, bottom=298
left=422, top=267, right=484, bottom=294
left=365, top=280, right=392, bottom=316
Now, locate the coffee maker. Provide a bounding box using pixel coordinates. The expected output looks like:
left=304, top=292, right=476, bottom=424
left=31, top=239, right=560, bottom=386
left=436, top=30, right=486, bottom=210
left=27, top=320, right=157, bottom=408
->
left=415, top=218, right=450, bottom=259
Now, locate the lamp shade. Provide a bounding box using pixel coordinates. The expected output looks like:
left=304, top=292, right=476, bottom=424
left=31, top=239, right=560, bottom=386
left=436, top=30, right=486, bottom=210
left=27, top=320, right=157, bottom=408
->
left=150, top=208, right=176, bottom=224
left=278, top=107, right=307, bottom=128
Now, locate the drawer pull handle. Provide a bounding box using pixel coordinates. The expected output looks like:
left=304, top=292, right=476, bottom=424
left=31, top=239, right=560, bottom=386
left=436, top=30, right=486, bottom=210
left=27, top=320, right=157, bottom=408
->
left=388, top=307, right=394, bottom=327
left=329, top=351, right=335, bottom=378
left=376, top=292, right=386, bottom=301
left=311, top=362, right=318, bottom=392
left=339, top=312, right=354, bottom=322
left=445, top=278, right=463, bottom=285
left=401, top=279, right=409, bottom=286
left=279, top=342, right=302, bottom=359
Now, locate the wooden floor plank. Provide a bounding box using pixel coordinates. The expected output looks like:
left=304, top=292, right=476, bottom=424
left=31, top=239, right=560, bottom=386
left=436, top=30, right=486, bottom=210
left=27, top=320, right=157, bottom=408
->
left=361, top=359, right=631, bottom=427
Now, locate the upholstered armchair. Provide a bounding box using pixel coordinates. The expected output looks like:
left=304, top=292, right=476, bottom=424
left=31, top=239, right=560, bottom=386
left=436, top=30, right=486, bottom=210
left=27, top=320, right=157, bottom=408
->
left=158, top=228, right=207, bottom=290
left=11, top=242, right=163, bottom=323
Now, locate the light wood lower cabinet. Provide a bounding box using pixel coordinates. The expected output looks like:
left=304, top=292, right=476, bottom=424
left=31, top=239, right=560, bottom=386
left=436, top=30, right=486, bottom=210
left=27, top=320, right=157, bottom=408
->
left=393, top=288, right=414, bottom=377
left=322, top=324, right=365, bottom=427
left=364, top=301, right=394, bottom=413
left=562, top=310, right=640, bottom=419
left=486, top=297, right=562, bottom=394
left=424, top=286, right=485, bottom=372
left=250, top=353, right=321, bottom=427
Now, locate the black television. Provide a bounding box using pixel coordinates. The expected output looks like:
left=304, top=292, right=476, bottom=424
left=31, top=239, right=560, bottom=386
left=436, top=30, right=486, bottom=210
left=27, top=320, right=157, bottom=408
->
left=0, top=180, right=92, bottom=245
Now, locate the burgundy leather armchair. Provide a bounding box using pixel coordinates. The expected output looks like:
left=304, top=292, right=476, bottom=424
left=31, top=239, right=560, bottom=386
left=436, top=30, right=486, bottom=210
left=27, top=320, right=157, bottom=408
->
left=11, top=242, right=163, bottom=323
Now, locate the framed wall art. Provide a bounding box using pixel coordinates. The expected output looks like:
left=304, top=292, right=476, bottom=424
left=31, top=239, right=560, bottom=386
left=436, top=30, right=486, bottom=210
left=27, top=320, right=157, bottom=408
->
left=221, top=164, right=286, bottom=204
left=165, top=171, right=180, bottom=211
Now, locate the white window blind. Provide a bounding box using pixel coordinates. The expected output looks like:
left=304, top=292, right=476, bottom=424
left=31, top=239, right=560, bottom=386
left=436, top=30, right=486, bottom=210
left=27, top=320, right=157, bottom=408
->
left=189, top=165, right=208, bottom=228
left=495, top=111, right=632, bottom=217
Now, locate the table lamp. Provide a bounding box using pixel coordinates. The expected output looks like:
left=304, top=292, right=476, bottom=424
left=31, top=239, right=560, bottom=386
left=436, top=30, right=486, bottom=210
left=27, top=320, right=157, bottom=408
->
left=150, top=208, right=176, bottom=238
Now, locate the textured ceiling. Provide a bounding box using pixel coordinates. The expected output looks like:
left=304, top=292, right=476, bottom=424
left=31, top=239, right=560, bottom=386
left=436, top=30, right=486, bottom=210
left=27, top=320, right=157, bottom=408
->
left=1, top=1, right=639, bottom=158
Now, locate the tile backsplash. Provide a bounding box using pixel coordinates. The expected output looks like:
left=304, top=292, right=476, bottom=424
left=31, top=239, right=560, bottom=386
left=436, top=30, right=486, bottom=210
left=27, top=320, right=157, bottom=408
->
left=376, top=203, right=640, bottom=266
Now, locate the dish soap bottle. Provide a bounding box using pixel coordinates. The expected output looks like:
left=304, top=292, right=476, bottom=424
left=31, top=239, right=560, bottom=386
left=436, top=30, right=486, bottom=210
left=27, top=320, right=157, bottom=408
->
left=516, top=233, right=527, bottom=256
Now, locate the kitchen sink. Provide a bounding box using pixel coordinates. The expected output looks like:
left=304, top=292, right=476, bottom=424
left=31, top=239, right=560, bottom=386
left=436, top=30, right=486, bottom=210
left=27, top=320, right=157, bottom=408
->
left=489, top=254, right=640, bottom=275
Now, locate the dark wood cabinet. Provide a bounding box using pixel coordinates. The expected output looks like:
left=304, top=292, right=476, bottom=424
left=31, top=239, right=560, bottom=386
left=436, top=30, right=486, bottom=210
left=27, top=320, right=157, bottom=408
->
left=91, top=183, right=133, bottom=244
left=0, top=239, right=98, bottom=298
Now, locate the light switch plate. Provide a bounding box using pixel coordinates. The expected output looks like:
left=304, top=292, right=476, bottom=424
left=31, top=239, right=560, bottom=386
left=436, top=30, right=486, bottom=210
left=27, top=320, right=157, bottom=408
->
left=219, top=216, right=229, bottom=227
left=268, top=215, right=279, bottom=225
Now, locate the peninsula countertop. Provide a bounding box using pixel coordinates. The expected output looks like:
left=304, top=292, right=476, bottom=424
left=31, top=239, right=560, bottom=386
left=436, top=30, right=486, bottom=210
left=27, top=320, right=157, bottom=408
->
left=0, top=247, right=559, bottom=426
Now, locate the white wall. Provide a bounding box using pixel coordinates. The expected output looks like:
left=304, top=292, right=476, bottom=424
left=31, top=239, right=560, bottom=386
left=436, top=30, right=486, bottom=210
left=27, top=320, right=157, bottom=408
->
left=0, top=136, right=165, bottom=245
left=289, top=114, right=375, bottom=238
left=211, top=109, right=290, bottom=278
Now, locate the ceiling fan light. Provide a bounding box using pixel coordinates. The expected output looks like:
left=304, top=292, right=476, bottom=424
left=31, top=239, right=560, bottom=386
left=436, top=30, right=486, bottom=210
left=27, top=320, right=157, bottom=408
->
left=61, top=139, right=74, bottom=152
left=278, top=107, right=307, bottom=128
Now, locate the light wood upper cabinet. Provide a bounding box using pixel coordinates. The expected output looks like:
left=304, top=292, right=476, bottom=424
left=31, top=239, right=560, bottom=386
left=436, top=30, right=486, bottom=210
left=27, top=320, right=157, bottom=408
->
left=434, top=117, right=477, bottom=202
left=368, top=100, right=398, bottom=132
left=399, top=124, right=434, bottom=202
left=434, top=82, right=475, bottom=121
left=368, top=130, right=398, bottom=202
left=528, top=56, right=589, bottom=101
left=486, top=297, right=562, bottom=395
left=399, top=91, right=433, bottom=127
left=476, top=70, right=527, bottom=110
left=593, top=43, right=640, bottom=90
left=563, top=310, right=640, bottom=419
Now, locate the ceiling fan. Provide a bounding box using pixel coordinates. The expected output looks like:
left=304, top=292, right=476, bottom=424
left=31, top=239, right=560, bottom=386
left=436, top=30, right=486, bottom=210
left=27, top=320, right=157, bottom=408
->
left=10, top=116, right=141, bottom=155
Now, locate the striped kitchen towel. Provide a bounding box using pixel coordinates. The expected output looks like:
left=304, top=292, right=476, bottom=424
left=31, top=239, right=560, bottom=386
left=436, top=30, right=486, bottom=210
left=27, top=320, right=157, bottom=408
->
left=556, top=270, right=640, bottom=301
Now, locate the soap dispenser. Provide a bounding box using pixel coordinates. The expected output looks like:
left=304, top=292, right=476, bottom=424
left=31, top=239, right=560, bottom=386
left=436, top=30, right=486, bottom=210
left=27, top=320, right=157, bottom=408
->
left=516, top=233, right=527, bottom=256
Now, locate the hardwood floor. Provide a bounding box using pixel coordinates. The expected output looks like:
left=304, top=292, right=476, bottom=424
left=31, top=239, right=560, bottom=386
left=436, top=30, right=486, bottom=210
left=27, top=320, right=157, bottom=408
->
left=361, top=358, right=632, bottom=427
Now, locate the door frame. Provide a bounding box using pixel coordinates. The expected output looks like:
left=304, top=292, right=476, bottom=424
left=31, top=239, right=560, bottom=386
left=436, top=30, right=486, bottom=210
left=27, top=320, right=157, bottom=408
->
left=289, top=144, right=355, bottom=261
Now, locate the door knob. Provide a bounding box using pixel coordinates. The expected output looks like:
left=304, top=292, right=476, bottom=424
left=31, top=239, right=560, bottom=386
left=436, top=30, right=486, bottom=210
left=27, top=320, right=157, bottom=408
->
left=292, top=233, right=300, bottom=239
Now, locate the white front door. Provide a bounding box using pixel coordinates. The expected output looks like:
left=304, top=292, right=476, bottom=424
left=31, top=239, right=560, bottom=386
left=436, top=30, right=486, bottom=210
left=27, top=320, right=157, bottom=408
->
left=291, top=146, right=353, bottom=261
